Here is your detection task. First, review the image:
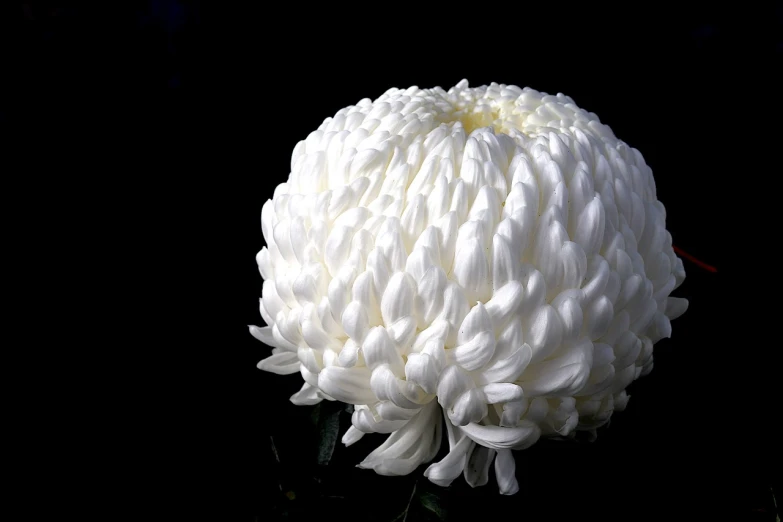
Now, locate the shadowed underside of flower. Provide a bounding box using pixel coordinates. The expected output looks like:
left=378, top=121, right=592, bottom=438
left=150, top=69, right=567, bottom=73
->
left=249, top=80, right=688, bottom=494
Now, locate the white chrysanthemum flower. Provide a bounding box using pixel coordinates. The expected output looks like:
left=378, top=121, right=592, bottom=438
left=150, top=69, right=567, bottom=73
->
left=250, top=80, right=688, bottom=494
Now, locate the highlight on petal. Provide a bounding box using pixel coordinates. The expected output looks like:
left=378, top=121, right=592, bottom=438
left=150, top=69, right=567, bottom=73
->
left=251, top=80, right=689, bottom=494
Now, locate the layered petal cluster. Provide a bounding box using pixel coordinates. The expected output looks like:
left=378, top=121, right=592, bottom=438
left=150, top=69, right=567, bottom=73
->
left=250, top=80, right=688, bottom=493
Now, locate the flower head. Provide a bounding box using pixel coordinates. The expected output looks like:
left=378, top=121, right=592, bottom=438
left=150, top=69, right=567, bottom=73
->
left=250, top=80, right=687, bottom=493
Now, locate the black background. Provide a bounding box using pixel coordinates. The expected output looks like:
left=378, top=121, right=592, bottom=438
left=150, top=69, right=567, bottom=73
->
left=18, top=2, right=781, bottom=520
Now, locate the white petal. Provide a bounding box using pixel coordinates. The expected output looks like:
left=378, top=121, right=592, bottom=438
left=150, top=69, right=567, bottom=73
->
left=377, top=219, right=408, bottom=272
left=352, top=407, right=407, bottom=433
left=582, top=256, right=610, bottom=304
left=520, top=340, right=592, bottom=397
left=376, top=401, right=420, bottom=421
left=561, top=241, right=587, bottom=290
left=400, top=193, right=428, bottom=248
left=405, top=353, right=440, bottom=394
left=485, top=281, right=524, bottom=331
left=574, top=196, right=605, bottom=257
left=457, top=303, right=493, bottom=344
left=366, top=248, right=391, bottom=296
left=359, top=400, right=441, bottom=475
left=257, top=352, right=300, bottom=375
left=613, top=331, right=642, bottom=370
left=464, top=444, right=496, bottom=488
left=412, top=320, right=450, bottom=352
left=477, top=343, right=532, bottom=385
left=666, top=297, right=689, bottom=320
left=341, top=301, right=369, bottom=343
left=337, top=339, right=361, bottom=367
left=318, top=366, right=376, bottom=404
left=386, top=316, right=417, bottom=354
left=248, top=325, right=277, bottom=347
left=436, top=211, right=459, bottom=271
left=363, top=327, right=405, bottom=374
left=405, top=246, right=436, bottom=284
left=495, top=449, right=519, bottom=495
left=424, top=433, right=474, bottom=486
left=453, top=239, right=491, bottom=304
left=521, top=269, right=546, bottom=315
left=586, top=295, right=614, bottom=340
left=439, top=283, right=470, bottom=347
left=593, top=342, right=615, bottom=366
left=499, top=399, right=529, bottom=427
left=416, top=266, right=447, bottom=325
left=370, top=364, right=426, bottom=409
left=290, top=382, right=322, bottom=405
left=453, top=331, right=496, bottom=371
left=342, top=426, right=365, bottom=446
left=491, top=233, right=519, bottom=291
left=481, top=383, right=524, bottom=404
left=461, top=420, right=541, bottom=450
left=437, top=364, right=475, bottom=408
left=324, top=225, right=354, bottom=277
left=351, top=271, right=379, bottom=320
left=381, top=272, right=417, bottom=325
left=556, top=297, right=583, bottom=343
left=526, top=305, right=563, bottom=362
left=449, top=388, right=488, bottom=425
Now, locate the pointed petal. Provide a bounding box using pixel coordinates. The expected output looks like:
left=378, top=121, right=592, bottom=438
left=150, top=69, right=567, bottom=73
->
left=249, top=325, right=277, bottom=347
left=363, top=327, right=405, bottom=374
left=257, top=352, right=300, bottom=375
left=342, top=426, right=365, bottom=446
left=381, top=272, right=417, bottom=325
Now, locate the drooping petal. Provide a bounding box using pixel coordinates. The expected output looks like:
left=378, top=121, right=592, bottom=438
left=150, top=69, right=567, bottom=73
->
left=358, top=399, right=441, bottom=475
left=424, top=430, right=474, bottom=486
left=494, top=449, right=519, bottom=495
left=464, top=444, right=496, bottom=488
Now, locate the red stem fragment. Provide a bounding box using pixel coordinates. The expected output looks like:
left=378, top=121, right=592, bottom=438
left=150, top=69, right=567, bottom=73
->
left=672, top=245, right=717, bottom=273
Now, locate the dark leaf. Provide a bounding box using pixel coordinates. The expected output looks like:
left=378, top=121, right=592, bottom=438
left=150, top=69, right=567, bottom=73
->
left=315, top=400, right=343, bottom=466
left=417, top=491, right=446, bottom=519
left=392, top=477, right=449, bottom=521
